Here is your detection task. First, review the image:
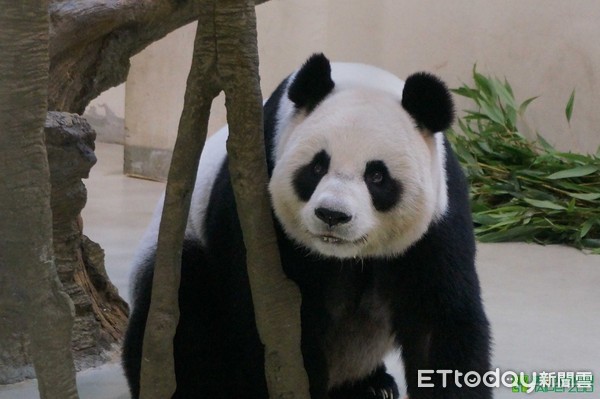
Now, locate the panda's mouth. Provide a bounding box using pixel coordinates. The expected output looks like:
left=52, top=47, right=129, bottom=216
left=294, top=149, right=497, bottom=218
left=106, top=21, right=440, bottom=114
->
left=320, top=235, right=343, bottom=244
left=316, top=233, right=367, bottom=246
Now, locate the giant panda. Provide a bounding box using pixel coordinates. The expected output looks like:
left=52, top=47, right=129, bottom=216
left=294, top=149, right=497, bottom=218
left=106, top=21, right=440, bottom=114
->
left=122, top=54, right=491, bottom=399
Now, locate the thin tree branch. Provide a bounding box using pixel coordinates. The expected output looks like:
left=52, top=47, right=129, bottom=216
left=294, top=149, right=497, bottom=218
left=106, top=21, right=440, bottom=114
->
left=138, top=3, right=222, bottom=397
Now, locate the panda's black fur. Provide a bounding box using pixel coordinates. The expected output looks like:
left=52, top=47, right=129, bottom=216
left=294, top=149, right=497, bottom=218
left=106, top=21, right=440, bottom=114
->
left=123, top=54, right=491, bottom=399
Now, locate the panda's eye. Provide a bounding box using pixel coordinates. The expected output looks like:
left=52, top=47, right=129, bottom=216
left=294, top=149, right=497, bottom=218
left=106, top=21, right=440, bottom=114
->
left=364, top=160, right=389, bottom=186
left=293, top=150, right=330, bottom=202
left=313, top=162, right=326, bottom=176
left=364, top=160, right=402, bottom=212
left=368, top=171, right=384, bottom=184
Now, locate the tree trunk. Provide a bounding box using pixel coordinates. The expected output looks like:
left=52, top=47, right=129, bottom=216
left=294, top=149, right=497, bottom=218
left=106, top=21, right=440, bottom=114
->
left=0, top=1, right=79, bottom=398
left=218, top=1, right=311, bottom=398
left=140, top=1, right=310, bottom=398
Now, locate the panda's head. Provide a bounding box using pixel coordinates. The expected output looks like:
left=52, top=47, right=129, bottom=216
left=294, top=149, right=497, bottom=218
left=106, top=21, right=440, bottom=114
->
left=269, top=54, right=454, bottom=259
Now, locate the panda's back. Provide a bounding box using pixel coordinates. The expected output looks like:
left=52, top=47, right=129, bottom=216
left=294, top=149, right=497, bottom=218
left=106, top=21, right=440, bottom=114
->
left=186, top=126, right=229, bottom=246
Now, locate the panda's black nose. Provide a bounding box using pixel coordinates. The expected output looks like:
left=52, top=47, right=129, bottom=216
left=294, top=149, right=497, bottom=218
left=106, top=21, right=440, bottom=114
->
left=315, top=207, right=352, bottom=227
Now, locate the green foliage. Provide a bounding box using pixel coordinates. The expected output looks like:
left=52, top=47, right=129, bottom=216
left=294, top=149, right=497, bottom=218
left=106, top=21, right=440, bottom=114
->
left=447, top=67, right=600, bottom=253
left=566, top=89, right=576, bottom=124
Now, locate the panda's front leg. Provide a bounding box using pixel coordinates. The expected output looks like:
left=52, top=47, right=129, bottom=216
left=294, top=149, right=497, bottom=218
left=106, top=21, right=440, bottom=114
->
left=300, top=295, right=330, bottom=399
left=298, top=297, right=400, bottom=399
left=329, top=364, right=399, bottom=399
left=401, top=319, right=491, bottom=399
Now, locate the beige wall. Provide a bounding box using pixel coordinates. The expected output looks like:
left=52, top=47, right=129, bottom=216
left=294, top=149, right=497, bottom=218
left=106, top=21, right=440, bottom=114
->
left=125, top=0, right=600, bottom=181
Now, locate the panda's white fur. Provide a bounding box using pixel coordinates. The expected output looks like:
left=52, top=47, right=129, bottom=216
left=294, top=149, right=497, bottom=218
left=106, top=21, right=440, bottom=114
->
left=185, top=126, right=229, bottom=243
left=270, top=63, right=448, bottom=259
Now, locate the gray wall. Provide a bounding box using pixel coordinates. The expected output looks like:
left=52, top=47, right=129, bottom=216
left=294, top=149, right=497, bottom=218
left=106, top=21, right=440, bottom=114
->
left=84, top=84, right=126, bottom=144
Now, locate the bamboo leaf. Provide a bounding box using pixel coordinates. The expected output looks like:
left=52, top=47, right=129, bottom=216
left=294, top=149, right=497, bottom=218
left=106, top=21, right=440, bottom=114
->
left=567, top=193, right=600, bottom=201
left=567, top=198, right=576, bottom=213
left=490, top=77, right=516, bottom=108
left=472, top=213, right=499, bottom=226
left=518, top=96, right=538, bottom=115
left=536, top=134, right=555, bottom=153
left=580, top=218, right=597, bottom=239
left=546, top=165, right=598, bottom=180
left=553, top=152, right=593, bottom=164
left=477, top=225, right=543, bottom=242
left=565, top=89, right=575, bottom=124
left=523, top=198, right=566, bottom=210
left=480, top=101, right=506, bottom=125
left=452, top=86, right=480, bottom=100
left=503, top=78, right=514, bottom=97
left=473, top=71, right=494, bottom=99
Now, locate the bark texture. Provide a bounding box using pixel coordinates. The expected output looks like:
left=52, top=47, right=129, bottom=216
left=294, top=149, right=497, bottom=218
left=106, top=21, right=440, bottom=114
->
left=48, top=0, right=268, bottom=113
left=141, top=1, right=310, bottom=398
left=219, top=2, right=311, bottom=398
left=0, top=1, right=79, bottom=398
left=46, top=112, right=129, bottom=366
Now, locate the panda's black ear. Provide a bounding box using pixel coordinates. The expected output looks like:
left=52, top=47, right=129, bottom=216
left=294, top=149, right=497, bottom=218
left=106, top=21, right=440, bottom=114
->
left=288, top=53, right=335, bottom=112
left=401, top=72, right=454, bottom=133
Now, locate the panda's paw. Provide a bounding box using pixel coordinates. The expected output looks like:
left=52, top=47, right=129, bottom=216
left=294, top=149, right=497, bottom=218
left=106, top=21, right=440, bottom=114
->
left=329, top=369, right=399, bottom=399
left=335, top=385, right=399, bottom=399
left=364, top=385, right=399, bottom=399
left=363, top=369, right=399, bottom=399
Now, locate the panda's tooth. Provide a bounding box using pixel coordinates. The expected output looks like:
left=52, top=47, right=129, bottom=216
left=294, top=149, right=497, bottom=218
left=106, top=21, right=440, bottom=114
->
left=321, top=235, right=342, bottom=244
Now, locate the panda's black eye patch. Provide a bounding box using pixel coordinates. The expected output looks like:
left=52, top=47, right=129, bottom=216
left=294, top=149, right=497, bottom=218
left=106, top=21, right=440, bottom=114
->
left=364, top=160, right=402, bottom=212
left=293, top=150, right=330, bottom=202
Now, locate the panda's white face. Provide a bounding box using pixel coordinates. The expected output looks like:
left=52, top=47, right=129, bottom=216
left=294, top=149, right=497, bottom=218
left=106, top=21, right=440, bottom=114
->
left=269, top=87, right=446, bottom=259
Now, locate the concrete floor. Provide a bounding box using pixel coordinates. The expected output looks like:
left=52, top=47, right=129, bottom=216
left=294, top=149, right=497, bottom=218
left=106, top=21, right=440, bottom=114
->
left=1, top=142, right=598, bottom=398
